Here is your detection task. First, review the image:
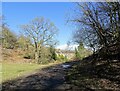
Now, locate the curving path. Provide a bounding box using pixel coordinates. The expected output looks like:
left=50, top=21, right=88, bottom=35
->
left=2, top=61, right=80, bottom=91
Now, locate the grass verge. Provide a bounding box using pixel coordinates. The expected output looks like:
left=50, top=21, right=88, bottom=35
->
left=1, top=61, right=63, bottom=83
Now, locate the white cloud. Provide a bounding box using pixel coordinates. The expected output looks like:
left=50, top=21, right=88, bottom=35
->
left=56, top=44, right=78, bottom=50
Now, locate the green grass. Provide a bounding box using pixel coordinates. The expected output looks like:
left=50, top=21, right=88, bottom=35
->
left=1, top=61, right=62, bottom=83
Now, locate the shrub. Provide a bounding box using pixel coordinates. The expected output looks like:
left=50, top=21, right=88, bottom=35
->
left=23, top=52, right=34, bottom=59
left=57, top=54, right=68, bottom=62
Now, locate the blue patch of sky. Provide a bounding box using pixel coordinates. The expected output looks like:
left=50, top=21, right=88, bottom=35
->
left=2, top=2, right=76, bottom=46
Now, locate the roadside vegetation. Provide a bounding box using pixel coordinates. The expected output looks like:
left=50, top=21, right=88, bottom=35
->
left=74, top=42, right=92, bottom=60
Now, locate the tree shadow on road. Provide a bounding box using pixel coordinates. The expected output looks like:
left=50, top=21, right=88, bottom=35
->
left=2, top=61, right=81, bottom=91
left=65, top=56, right=120, bottom=90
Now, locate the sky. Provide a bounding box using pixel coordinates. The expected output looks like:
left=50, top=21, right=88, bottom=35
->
left=2, top=2, right=78, bottom=49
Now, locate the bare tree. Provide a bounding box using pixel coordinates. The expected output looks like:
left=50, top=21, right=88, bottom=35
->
left=21, top=17, right=58, bottom=63
left=71, top=2, right=120, bottom=54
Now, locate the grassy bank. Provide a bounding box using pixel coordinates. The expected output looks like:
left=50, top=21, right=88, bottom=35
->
left=1, top=61, right=63, bottom=83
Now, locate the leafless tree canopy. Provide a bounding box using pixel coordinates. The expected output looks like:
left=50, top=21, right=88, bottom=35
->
left=71, top=2, right=120, bottom=53
left=21, top=17, right=58, bottom=63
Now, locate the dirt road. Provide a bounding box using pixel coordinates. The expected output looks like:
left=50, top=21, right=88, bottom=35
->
left=2, top=61, right=80, bottom=91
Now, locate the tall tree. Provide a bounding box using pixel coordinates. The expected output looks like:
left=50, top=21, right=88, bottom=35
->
left=0, top=16, right=17, bottom=48
left=49, top=45, right=57, bottom=61
left=71, top=2, right=120, bottom=54
left=20, top=17, right=58, bottom=63
left=2, top=26, right=17, bottom=49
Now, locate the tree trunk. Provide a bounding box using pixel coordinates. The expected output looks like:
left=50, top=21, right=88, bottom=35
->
left=34, top=42, right=39, bottom=63
left=35, top=50, right=39, bottom=63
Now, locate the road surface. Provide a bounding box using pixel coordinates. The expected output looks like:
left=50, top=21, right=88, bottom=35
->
left=2, top=61, right=80, bottom=91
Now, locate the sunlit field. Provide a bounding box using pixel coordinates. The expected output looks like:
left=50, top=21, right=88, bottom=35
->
left=2, top=61, right=62, bottom=83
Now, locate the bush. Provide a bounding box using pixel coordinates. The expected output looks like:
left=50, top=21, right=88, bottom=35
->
left=57, top=54, right=68, bottom=62
left=23, top=52, right=34, bottom=59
